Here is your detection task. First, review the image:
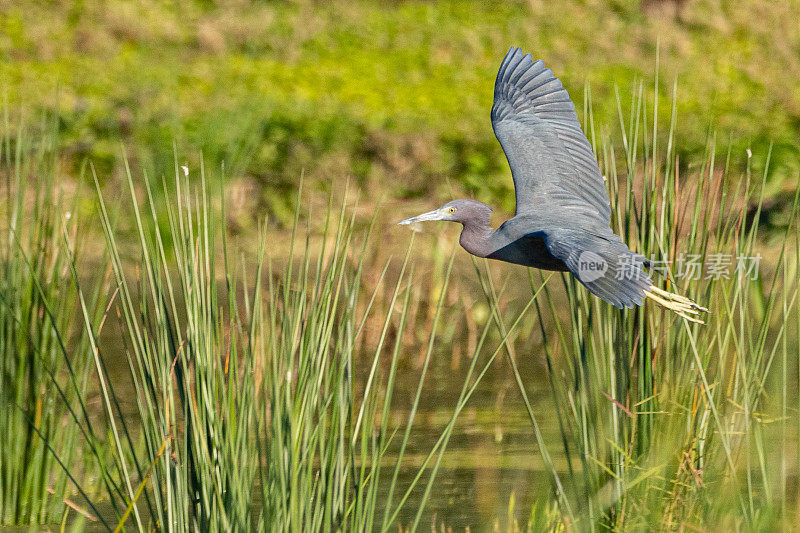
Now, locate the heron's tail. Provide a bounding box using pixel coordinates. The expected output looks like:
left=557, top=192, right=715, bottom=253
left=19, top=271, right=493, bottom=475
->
left=644, top=285, right=709, bottom=324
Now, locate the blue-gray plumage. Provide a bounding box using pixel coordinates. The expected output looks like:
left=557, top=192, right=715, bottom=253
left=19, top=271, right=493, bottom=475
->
left=399, top=46, right=707, bottom=321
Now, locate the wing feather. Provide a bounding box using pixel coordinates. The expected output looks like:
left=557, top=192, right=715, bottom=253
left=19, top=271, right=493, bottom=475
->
left=539, top=228, right=652, bottom=309
left=491, top=46, right=611, bottom=222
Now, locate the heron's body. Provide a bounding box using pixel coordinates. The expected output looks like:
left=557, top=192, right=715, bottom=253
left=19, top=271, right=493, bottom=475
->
left=399, top=46, right=707, bottom=321
left=487, top=229, right=569, bottom=272
left=454, top=212, right=566, bottom=271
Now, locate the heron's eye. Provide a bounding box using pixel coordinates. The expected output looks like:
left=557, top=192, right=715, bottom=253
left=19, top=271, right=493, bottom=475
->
left=448, top=207, right=456, bottom=214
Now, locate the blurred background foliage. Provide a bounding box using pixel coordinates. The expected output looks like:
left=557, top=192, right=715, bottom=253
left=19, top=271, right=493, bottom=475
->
left=1, top=0, right=799, bottom=223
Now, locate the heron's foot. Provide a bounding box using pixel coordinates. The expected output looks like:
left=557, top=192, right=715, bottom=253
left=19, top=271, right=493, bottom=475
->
left=644, top=285, right=709, bottom=324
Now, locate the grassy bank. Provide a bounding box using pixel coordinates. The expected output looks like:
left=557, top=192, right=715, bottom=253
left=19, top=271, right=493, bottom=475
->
left=2, top=0, right=799, bottom=221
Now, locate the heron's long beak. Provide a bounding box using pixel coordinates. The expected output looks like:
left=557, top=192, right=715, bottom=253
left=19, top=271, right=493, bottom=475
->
left=397, top=209, right=445, bottom=226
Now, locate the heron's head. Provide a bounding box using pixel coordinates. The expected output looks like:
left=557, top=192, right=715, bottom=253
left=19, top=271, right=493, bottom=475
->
left=398, top=199, right=492, bottom=228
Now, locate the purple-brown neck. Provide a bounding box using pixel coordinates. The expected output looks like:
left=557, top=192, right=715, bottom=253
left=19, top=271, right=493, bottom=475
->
left=456, top=203, right=494, bottom=257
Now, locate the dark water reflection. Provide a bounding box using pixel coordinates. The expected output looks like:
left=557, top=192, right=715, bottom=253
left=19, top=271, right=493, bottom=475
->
left=89, top=297, right=556, bottom=530
left=383, top=350, right=557, bottom=529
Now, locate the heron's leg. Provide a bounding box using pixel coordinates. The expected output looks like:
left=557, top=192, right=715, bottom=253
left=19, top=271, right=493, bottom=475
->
left=643, top=285, right=709, bottom=324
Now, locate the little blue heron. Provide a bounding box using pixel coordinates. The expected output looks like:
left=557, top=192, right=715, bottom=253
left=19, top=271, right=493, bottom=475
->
left=399, top=46, right=707, bottom=322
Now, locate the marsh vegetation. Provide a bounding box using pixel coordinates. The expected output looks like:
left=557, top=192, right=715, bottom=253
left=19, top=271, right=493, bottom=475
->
left=2, top=0, right=800, bottom=530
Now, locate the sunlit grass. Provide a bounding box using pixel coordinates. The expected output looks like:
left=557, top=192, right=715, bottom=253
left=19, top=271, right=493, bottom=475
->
left=0, top=147, right=539, bottom=530
left=0, top=114, right=105, bottom=526
left=0, top=70, right=798, bottom=531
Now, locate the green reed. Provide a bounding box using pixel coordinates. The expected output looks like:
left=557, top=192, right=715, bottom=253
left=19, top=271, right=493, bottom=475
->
left=20, top=150, right=533, bottom=531
left=0, top=114, right=104, bottom=526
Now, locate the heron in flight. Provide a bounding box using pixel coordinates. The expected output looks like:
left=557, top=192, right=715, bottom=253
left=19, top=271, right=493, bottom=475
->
left=399, top=46, right=707, bottom=322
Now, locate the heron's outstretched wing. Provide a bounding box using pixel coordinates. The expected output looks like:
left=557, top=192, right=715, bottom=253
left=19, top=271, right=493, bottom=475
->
left=491, top=47, right=611, bottom=223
